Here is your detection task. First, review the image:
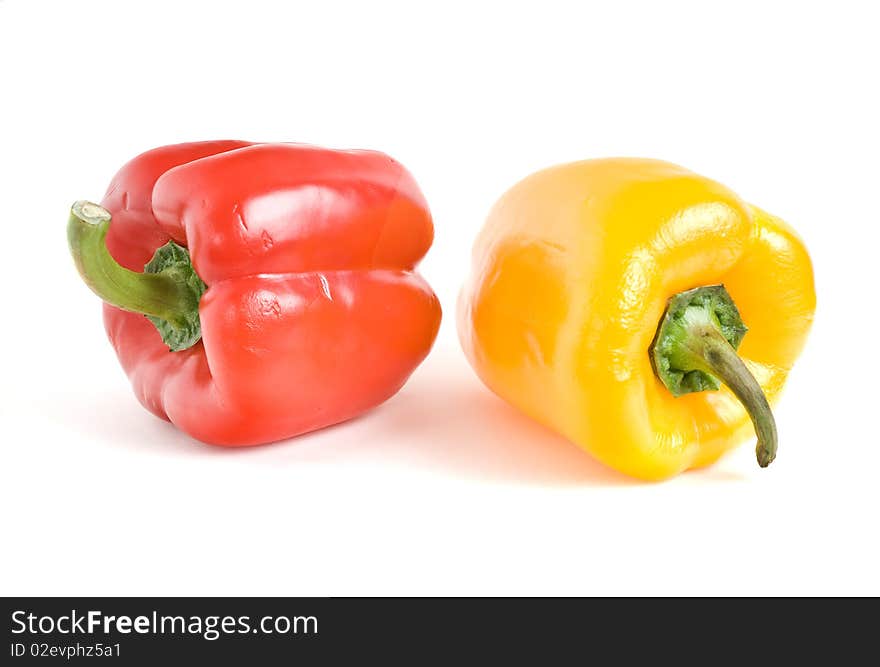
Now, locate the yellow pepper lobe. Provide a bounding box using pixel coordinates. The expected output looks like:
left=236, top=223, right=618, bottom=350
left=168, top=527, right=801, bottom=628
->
left=458, top=158, right=815, bottom=481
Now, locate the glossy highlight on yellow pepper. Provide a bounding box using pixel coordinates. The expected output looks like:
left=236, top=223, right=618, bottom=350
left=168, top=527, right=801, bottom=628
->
left=458, top=158, right=815, bottom=480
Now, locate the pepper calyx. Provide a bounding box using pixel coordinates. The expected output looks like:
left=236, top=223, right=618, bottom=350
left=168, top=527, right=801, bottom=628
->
left=143, top=241, right=207, bottom=351
left=650, top=285, right=747, bottom=396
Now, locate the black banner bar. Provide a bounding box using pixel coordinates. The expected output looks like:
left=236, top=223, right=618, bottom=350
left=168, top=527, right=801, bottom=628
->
left=1, top=597, right=869, bottom=662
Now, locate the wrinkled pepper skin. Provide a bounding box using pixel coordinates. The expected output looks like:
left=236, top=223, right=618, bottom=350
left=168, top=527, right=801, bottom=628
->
left=99, top=141, right=441, bottom=445
left=458, top=158, right=815, bottom=480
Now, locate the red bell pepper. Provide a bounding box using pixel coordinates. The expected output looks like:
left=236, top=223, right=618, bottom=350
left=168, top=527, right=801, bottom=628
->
left=68, top=141, right=441, bottom=445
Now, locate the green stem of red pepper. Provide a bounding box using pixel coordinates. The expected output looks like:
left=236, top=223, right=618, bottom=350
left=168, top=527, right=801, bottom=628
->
left=67, top=201, right=206, bottom=351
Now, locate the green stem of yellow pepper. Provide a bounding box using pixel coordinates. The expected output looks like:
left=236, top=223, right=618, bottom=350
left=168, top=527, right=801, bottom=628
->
left=649, top=285, right=777, bottom=468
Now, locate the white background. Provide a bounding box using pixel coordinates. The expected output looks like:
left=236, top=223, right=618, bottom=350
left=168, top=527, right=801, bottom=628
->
left=1, top=0, right=878, bottom=596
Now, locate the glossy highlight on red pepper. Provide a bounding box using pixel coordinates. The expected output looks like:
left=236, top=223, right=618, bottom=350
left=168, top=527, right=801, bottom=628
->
left=72, top=141, right=441, bottom=445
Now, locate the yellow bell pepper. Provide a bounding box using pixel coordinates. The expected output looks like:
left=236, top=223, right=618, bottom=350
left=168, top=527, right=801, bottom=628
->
left=458, top=158, right=815, bottom=480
